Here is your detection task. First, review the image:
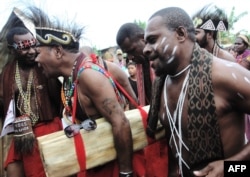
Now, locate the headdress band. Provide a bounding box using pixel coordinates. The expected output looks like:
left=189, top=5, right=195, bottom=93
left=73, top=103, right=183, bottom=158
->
left=193, top=17, right=227, bottom=31
left=9, top=38, right=36, bottom=50
left=35, top=27, right=79, bottom=49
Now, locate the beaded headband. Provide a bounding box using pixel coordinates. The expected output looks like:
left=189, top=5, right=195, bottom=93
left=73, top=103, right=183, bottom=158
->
left=193, top=17, right=227, bottom=31
left=9, top=38, right=36, bottom=50
left=36, top=27, right=79, bottom=49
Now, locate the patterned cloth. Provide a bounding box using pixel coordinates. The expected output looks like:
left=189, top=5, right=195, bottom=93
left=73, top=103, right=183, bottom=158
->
left=136, top=60, right=155, bottom=106
left=187, top=44, right=224, bottom=169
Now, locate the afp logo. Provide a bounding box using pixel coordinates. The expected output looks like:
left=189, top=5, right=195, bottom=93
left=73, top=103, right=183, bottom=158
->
left=224, top=161, right=250, bottom=177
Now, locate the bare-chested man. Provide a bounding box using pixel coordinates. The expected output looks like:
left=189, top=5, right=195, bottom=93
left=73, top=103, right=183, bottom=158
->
left=143, top=7, right=250, bottom=177
left=28, top=6, right=140, bottom=177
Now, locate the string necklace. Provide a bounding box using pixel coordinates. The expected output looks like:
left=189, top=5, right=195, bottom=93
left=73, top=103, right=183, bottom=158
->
left=169, top=65, right=191, bottom=78
left=164, top=68, right=190, bottom=177
left=15, top=62, right=39, bottom=125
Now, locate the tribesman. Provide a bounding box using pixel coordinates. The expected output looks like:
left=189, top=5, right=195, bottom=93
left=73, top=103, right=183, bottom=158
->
left=144, top=7, right=250, bottom=177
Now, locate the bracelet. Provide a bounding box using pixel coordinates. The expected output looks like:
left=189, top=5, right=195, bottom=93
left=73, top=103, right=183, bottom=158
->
left=119, top=171, right=133, bottom=177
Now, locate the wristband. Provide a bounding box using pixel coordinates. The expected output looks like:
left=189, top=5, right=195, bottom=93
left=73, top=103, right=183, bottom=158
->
left=119, top=171, right=133, bottom=177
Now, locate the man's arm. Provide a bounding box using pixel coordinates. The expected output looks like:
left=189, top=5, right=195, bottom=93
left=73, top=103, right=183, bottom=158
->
left=107, top=61, right=138, bottom=109
left=194, top=58, right=250, bottom=177
left=77, top=68, right=133, bottom=173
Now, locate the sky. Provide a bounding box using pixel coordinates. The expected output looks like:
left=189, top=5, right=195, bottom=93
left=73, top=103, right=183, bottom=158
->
left=0, top=0, right=249, bottom=49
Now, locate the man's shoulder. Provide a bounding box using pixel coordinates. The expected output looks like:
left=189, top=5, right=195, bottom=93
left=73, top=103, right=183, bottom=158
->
left=77, top=62, right=110, bottom=83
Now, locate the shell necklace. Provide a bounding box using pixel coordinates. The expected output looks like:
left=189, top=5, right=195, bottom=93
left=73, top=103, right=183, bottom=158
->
left=15, top=62, right=39, bottom=125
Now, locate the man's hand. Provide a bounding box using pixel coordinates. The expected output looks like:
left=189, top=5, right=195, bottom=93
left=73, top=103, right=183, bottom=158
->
left=193, top=160, right=224, bottom=177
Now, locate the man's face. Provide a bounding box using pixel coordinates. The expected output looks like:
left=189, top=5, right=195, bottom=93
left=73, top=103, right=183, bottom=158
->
left=13, top=33, right=37, bottom=66
left=120, top=37, right=145, bottom=64
left=195, top=28, right=208, bottom=48
left=143, top=16, right=178, bottom=76
left=35, top=45, right=60, bottom=78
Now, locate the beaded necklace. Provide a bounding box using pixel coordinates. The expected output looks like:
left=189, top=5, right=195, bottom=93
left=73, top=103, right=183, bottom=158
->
left=77, top=64, right=124, bottom=103
left=62, top=59, right=78, bottom=114
left=61, top=56, right=126, bottom=116
left=15, top=62, right=39, bottom=125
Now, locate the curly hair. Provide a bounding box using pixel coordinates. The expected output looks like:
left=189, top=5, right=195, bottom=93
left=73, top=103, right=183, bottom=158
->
left=149, top=7, right=196, bottom=42
left=116, top=23, right=144, bottom=46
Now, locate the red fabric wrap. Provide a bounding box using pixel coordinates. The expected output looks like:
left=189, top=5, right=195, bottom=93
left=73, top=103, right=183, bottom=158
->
left=137, top=106, right=154, bottom=145
left=75, top=133, right=86, bottom=177
left=72, top=84, right=86, bottom=177
left=4, top=117, right=62, bottom=177
left=113, top=80, right=154, bottom=145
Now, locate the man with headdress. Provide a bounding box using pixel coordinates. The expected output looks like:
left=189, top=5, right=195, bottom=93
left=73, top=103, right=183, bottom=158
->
left=0, top=7, right=62, bottom=177
left=27, top=6, right=144, bottom=177
left=192, top=3, right=235, bottom=62
left=144, top=6, right=250, bottom=177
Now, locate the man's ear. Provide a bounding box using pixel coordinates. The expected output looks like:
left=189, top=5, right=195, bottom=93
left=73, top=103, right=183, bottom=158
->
left=175, top=26, right=187, bottom=42
left=54, top=45, right=63, bottom=58
left=206, top=31, right=213, bottom=39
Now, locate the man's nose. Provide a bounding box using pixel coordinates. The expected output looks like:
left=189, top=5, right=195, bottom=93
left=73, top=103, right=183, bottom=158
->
left=143, top=45, right=151, bottom=57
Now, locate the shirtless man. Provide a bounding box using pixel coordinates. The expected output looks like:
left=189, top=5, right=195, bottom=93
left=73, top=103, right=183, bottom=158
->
left=28, top=7, right=140, bottom=177
left=143, top=7, right=250, bottom=177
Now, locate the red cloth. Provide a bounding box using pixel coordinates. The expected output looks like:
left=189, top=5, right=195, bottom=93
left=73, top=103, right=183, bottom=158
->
left=144, top=139, right=168, bottom=177
left=136, top=64, right=146, bottom=106
left=84, top=150, right=146, bottom=177
left=4, top=117, right=63, bottom=177
left=83, top=141, right=168, bottom=177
